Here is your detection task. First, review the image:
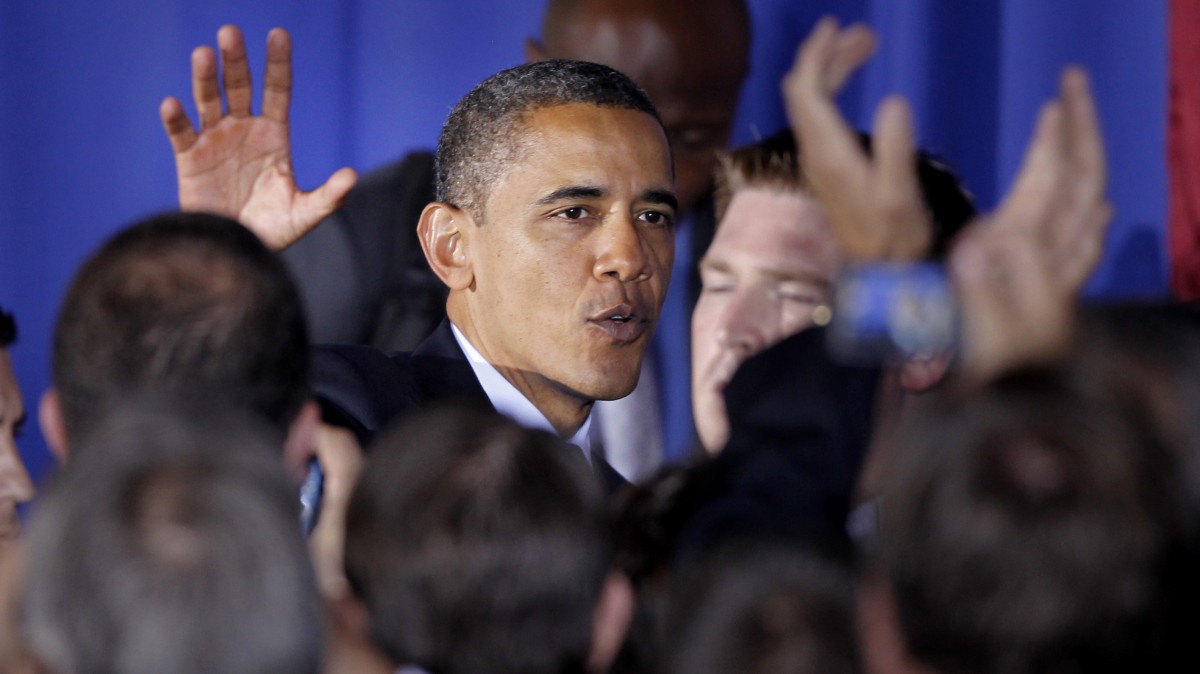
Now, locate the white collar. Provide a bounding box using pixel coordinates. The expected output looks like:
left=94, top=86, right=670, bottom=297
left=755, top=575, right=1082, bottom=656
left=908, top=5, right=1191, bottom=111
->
left=450, top=323, right=593, bottom=459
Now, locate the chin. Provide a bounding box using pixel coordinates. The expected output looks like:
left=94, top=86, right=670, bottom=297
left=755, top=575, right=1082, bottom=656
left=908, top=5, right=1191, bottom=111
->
left=694, top=394, right=729, bottom=454
left=571, top=363, right=643, bottom=402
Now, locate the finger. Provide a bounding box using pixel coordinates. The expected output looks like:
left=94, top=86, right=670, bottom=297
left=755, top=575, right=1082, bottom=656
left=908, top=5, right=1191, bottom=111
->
left=262, top=27, right=293, bottom=124
left=288, top=167, right=360, bottom=246
left=825, top=24, right=877, bottom=94
left=873, top=97, right=930, bottom=258
left=218, top=25, right=253, bottom=118
left=1060, top=67, right=1105, bottom=187
left=996, top=101, right=1064, bottom=234
left=159, top=96, right=198, bottom=154
left=303, top=167, right=358, bottom=217
left=790, top=16, right=841, bottom=90
left=190, top=45, right=222, bottom=131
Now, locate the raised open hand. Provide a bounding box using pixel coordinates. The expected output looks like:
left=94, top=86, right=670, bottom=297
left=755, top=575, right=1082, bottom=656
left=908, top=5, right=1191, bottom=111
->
left=160, top=25, right=356, bottom=251
left=953, top=68, right=1111, bottom=382
left=990, top=68, right=1111, bottom=295
left=783, top=17, right=932, bottom=261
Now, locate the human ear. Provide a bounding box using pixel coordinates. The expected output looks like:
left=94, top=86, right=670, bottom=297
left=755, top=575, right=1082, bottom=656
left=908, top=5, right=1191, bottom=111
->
left=38, top=389, right=70, bottom=464
left=418, top=202, right=474, bottom=291
left=524, top=37, right=548, bottom=62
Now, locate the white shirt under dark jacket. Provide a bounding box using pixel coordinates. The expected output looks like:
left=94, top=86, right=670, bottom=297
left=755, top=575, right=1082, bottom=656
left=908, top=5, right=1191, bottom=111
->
left=450, top=323, right=593, bottom=462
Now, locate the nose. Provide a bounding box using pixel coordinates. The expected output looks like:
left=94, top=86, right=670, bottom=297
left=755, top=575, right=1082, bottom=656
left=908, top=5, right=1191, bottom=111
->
left=0, top=442, right=35, bottom=507
left=592, top=216, right=651, bottom=283
left=714, top=287, right=778, bottom=361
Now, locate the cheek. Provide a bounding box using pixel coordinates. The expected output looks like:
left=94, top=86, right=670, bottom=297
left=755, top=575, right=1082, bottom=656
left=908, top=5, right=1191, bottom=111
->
left=690, top=299, right=727, bottom=378
left=778, top=304, right=816, bottom=340
left=691, top=295, right=723, bottom=342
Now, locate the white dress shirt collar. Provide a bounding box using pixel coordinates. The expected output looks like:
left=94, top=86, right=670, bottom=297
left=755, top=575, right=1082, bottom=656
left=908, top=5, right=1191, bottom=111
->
left=449, top=323, right=592, bottom=458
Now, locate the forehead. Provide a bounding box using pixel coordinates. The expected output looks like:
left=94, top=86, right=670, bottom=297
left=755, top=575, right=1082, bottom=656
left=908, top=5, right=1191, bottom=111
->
left=551, top=10, right=747, bottom=123
left=489, top=103, right=673, bottom=204
left=706, top=188, right=843, bottom=278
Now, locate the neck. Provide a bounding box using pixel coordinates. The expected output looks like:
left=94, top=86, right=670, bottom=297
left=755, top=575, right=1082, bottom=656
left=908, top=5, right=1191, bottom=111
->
left=448, top=300, right=593, bottom=439
left=493, top=365, right=594, bottom=438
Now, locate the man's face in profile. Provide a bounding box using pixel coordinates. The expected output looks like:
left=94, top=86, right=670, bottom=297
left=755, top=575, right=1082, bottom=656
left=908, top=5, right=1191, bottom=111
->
left=691, top=187, right=843, bottom=452
left=0, top=349, right=35, bottom=543
left=462, top=103, right=676, bottom=407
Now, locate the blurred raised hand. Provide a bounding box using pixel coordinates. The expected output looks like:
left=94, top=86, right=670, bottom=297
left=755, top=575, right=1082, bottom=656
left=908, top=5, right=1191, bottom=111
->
left=783, top=17, right=931, bottom=261
left=953, top=68, right=1112, bottom=382
left=159, top=25, right=356, bottom=251
left=786, top=18, right=1111, bottom=382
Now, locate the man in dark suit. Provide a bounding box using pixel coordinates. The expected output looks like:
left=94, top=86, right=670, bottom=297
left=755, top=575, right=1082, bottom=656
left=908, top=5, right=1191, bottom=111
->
left=283, top=0, right=748, bottom=354
left=280, top=0, right=751, bottom=478
left=160, top=29, right=676, bottom=490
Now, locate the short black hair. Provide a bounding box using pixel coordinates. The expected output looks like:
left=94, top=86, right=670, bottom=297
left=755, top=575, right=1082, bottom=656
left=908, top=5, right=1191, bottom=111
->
left=51, top=212, right=310, bottom=443
left=344, top=403, right=611, bottom=674
left=436, top=58, right=665, bottom=220
left=24, top=398, right=322, bottom=674
left=0, top=305, right=14, bottom=348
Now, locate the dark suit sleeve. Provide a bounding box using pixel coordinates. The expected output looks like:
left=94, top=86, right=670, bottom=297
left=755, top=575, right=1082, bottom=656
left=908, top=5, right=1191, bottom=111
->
left=312, top=344, right=423, bottom=447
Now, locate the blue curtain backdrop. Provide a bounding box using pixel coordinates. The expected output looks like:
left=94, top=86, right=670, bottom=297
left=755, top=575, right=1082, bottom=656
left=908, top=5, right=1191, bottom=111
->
left=0, top=0, right=1167, bottom=485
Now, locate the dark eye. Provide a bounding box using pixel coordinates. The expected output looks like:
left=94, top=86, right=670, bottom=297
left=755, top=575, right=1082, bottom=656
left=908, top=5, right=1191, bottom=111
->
left=555, top=207, right=590, bottom=220
left=638, top=210, right=674, bottom=228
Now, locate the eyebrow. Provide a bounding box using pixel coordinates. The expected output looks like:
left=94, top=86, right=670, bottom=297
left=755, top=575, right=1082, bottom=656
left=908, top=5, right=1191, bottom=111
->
left=535, top=185, right=606, bottom=206
left=534, top=185, right=679, bottom=214
left=699, top=258, right=832, bottom=287
left=642, top=189, right=679, bottom=214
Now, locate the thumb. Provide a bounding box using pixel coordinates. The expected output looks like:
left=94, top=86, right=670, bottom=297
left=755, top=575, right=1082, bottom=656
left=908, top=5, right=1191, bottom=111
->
left=294, top=166, right=358, bottom=233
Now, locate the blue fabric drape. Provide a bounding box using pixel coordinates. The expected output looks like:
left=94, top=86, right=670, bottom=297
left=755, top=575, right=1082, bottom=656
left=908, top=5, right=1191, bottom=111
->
left=0, top=0, right=1167, bottom=484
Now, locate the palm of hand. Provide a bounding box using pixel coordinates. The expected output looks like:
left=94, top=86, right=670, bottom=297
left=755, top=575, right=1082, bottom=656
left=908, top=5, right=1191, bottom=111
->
left=175, top=115, right=306, bottom=250
left=161, top=26, right=355, bottom=251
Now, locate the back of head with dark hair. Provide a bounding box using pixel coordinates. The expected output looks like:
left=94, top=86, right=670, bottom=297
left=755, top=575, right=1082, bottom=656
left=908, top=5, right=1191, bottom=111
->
left=23, top=397, right=322, bottom=674
left=51, top=212, right=310, bottom=443
left=344, top=404, right=610, bottom=674
left=716, top=129, right=976, bottom=259
left=436, top=58, right=665, bottom=220
left=663, top=541, right=859, bottom=674
left=876, top=364, right=1200, bottom=674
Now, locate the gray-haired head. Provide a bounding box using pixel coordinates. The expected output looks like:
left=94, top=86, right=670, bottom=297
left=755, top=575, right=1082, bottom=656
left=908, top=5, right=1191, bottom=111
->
left=24, top=398, right=322, bottom=674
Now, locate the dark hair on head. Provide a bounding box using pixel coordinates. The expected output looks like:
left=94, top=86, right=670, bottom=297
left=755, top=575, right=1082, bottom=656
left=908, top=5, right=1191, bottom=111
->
left=715, top=129, right=976, bottom=260
left=663, top=541, right=859, bottom=674
left=24, top=397, right=322, bottom=674
left=344, top=403, right=610, bottom=674
left=436, top=58, right=665, bottom=221
left=0, top=306, right=14, bottom=348
left=876, top=364, right=1199, bottom=674
left=51, top=212, right=310, bottom=443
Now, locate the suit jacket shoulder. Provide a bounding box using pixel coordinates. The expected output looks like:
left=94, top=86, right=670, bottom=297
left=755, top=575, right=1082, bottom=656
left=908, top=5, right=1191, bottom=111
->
left=313, top=320, right=489, bottom=445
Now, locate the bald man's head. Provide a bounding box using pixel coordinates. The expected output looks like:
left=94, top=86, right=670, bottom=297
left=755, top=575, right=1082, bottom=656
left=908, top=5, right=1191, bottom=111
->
left=530, top=0, right=750, bottom=214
